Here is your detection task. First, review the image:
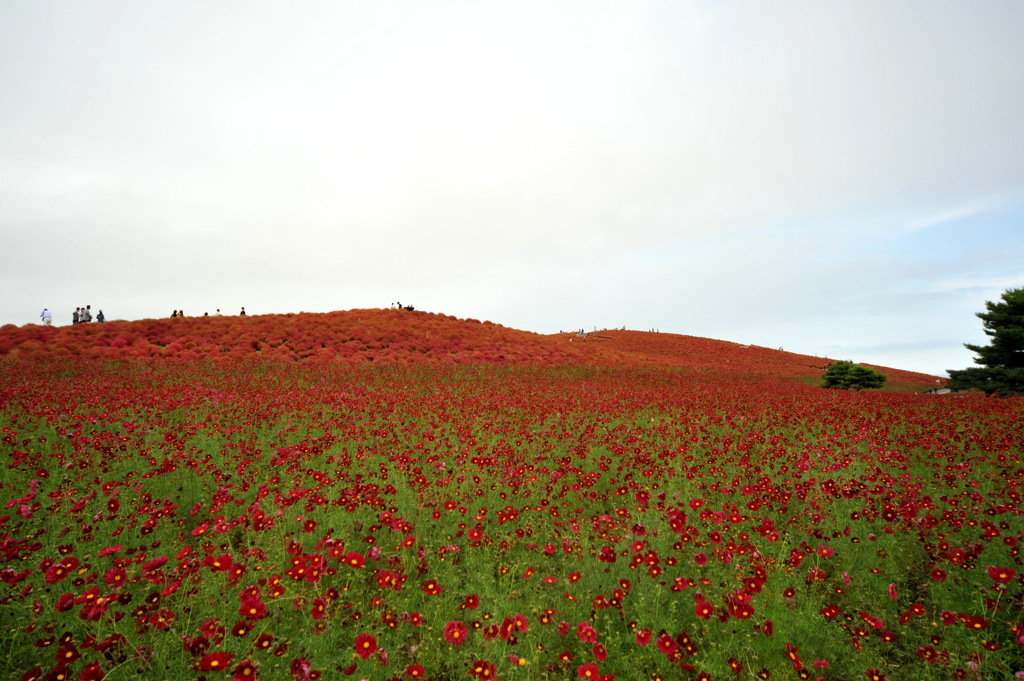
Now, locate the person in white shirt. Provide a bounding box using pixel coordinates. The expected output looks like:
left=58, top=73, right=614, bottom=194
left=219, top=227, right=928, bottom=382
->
left=40, top=308, right=52, bottom=326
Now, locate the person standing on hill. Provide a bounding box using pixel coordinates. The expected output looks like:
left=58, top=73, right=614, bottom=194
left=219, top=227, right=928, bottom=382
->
left=40, top=309, right=52, bottom=326
left=83, top=305, right=92, bottom=323
left=72, top=308, right=80, bottom=324
left=240, top=307, right=246, bottom=315
left=97, top=310, right=105, bottom=322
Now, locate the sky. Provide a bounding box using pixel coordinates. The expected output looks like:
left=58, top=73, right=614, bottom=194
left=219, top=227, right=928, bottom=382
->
left=2, top=1, right=1023, bottom=377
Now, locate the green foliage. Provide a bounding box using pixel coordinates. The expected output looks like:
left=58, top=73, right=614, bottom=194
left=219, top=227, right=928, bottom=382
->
left=821, top=360, right=887, bottom=390
left=947, top=287, right=1024, bottom=395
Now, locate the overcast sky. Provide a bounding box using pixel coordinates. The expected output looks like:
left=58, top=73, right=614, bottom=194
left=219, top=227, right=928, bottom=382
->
left=3, top=1, right=1022, bottom=376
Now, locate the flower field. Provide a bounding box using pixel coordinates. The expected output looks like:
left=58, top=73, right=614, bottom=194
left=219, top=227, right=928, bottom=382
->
left=1, top=311, right=1021, bottom=680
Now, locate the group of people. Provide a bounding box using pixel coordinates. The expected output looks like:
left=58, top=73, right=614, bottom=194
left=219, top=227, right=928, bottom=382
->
left=73, top=306, right=103, bottom=323
left=390, top=301, right=414, bottom=311
left=171, top=307, right=246, bottom=318
left=38, top=306, right=105, bottom=325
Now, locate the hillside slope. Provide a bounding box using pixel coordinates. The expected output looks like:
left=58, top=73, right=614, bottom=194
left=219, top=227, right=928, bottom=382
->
left=0, top=309, right=940, bottom=388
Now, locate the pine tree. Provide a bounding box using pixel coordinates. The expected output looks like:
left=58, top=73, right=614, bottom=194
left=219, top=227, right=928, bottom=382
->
left=947, top=287, right=1024, bottom=395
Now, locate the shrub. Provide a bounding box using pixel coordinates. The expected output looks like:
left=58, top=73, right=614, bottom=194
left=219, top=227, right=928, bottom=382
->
left=822, top=360, right=886, bottom=390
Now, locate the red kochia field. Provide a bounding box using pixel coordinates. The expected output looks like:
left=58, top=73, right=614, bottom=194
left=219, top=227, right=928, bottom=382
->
left=0, top=311, right=1021, bottom=681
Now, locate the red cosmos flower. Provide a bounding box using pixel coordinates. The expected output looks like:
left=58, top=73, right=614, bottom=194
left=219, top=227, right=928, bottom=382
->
left=635, top=629, right=651, bottom=646
left=820, top=605, right=841, bottom=619
left=200, top=618, right=223, bottom=639
left=728, top=657, right=743, bottom=674
left=577, top=662, right=601, bottom=679
left=859, top=612, right=884, bottom=630
left=462, top=594, right=480, bottom=610
left=986, top=566, right=1016, bottom=583
left=785, top=642, right=802, bottom=670
left=234, top=659, right=258, bottom=680
left=806, top=568, right=826, bottom=584
left=961, top=614, right=989, bottom=630
left=228, top=563, right=247, bottom=584
left=728, top=598, right=754, bottom=619
left=468, top=659, right=496, bottom=679
left=592, top=643, right=607, bottom=662
left=199, top=651, right=234, bottom=671
left=290, top=657, right=312, bottom=681
left=148, top=608, right=174, bottom=630
left=931, top=568, right=947, bottom=581
left=865, top=669, right=886, bottom=681
left=694, top=601, right=714, bottom=620
left=421, top=580, right=442, bottom=596
left=56, top=645, right=81, bottom=665
left=253, top=633, right=274, bottom=651
left=444, top=621, right=468, bottom=646
left=577, top=622, right=597, bottom=643
left=405, top=663, right=425, bottom=678
left=78, top=660, right=105, bottom=680
left=240, top=598, right=267, bottom=621
left=568, top=572, right=582, bottom=583
left=44, top=559, right=76, bottom=585
left=354, top=634, right=377, bottom=659
left=103, top=567, right=127, bottom=589
left=341, top=552, right=365, bottom=568
left=655, top=634, right=678, bottom=656
left=20, top=667, right=42, bottom=681
left=206, top=554, right=233, bottom=572
left=231, top=621, right=251, bottom=637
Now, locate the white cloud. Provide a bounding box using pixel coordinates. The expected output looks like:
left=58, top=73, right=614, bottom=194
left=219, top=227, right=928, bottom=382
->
left=2, top=1, right=1023, bottom=375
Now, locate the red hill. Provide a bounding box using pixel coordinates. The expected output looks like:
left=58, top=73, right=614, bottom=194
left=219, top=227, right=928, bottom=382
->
left=0, top=309, right=939, bottom=389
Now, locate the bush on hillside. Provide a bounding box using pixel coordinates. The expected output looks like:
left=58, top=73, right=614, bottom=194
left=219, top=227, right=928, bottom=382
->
left=822, top=360, right=887, bottom=390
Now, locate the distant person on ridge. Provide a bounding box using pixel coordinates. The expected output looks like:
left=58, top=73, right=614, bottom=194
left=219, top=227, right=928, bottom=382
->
left=96, top=310, right=105, bottom=322
left=83, top=305, right=92, bottom=323
left=240, top=307, right=246, bottom=315
left=40, top=308, right=52, bottom=326
left=73, top=308, right=80, bottom=324
left=172, top=310, right=177, bottom=318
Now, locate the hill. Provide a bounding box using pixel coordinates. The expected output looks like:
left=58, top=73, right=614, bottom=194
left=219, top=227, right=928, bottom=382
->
left=0, top=309, right=940, bottom=389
